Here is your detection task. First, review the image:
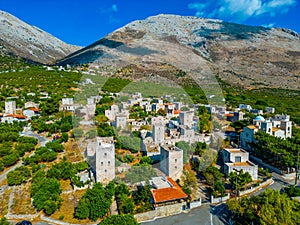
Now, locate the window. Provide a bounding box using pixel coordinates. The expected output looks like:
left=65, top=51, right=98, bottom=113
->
left=104, top=169, right=107, bottom=173
left=108, top=161, right=110, bottom=165
left=104, top=153, right=107, bottom=157
left=175, top=159, right=177, bottom=163
left=235, top=156, right=241, bottom=163
left=175, top=166, right=177, bottom=169
left=101, top=162, right=103, bottom=166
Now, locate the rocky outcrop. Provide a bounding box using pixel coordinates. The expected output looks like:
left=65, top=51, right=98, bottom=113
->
left=0, top=10, right=80, bottom=64
left=58, top=14, right=300, bottom=90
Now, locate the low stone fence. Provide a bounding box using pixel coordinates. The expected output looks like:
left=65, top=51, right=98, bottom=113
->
left=6, top=214, right=38, bottom=221
left=238, top=178, right=273, bottom=197
left=189, top=198, right=202, bottom=209
left=282, top=172, right=296, bottom=179
left=211, top=193, right=230, bottom=204
left=134, top=202, right=186, bottom=223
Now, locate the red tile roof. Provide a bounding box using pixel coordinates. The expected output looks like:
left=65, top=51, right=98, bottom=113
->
left=7, top=114, right=27, bottom=119
left=225, top=114, right=234, bottom=117
left=174, top=110, right=180, bottom=115
left=151, top=177, right=188, bottom=204
left=28, top=107, right=40, bottom=112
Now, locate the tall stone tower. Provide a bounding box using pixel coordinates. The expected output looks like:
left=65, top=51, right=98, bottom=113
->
left=260, top=121, right=273, bottom=135
left=5, top=101, right=16, bottom=114
left=179, top=111, right=194, bottom=128
left=95, top=137, right=115, bottom=184
left=160, top=145, right=183, bottom=180
left=152, top=117, right=165, bottom=145
left=280, top=121, right=292, bottom=139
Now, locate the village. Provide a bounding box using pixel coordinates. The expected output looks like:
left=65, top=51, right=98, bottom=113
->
left=0, top=87, right=298, bottom=224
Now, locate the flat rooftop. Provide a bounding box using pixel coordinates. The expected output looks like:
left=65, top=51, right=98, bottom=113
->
left=226, top=161, right=255, bottom=167
left=224, top=148, right=247, bottom=153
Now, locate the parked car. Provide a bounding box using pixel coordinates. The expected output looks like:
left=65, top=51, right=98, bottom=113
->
left=16, top=221, right=32, bottom=225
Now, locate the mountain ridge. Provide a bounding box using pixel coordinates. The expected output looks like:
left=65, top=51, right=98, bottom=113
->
left=57, top=14, right=300, bottom=90
left=0, top=10, right=80, bottom=64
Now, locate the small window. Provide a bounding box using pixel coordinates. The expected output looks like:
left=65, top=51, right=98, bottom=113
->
left=104, top=169, right=107, bottom=173
left=175, top=159, right=177, bottom=163
left=175, top=166, right=177, bottom=169
left=108, top=161, right=110, bottom=164
left=101, top=162, right=103, bottom=166
left=104, top=153, right=107, bottom=157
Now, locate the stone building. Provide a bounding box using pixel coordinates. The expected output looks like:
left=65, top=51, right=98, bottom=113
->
left=60, top=98, right=80, bottom=111
left=222, top=148, right=258, bottom=180
left=115, top=114, right=127, bottom=129
left=87, top=137, right=115, bottom=184
left=240, top=115, right=292, bottom=150
left=5, top=101, right=16, bottom=114
left=95, top=137, right=115, bottom=183
left=105, top=104, right=119, bottom=121
left=179, top=111, right=194, bottom=128
left=152, top=117, right=165, bottom=145
left=160, top=145, right=183, bottom=180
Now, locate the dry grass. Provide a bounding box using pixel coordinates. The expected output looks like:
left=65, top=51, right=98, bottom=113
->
left=0, top=187, right=12, bottom=217
left=11, top=183, right=36, bottom=215
left=60, top=179, right=73, bottom=192
left=64, top=139, right=84, bottom=163
left=50, top=190, right=97, bottom=224
left=0, top=178, right=7, bottom=186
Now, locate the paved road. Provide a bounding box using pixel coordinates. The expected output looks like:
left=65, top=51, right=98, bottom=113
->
left=0, top=160, right=23, bottom=184
left=142, top=204, right=227, bottom=225
left=22, top=127, right=48, bottom=147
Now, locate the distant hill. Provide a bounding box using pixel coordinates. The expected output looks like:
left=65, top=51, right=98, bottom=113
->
left=58, top=14, right=300, bottom=90
left=0, top=10, right=80, bottom=64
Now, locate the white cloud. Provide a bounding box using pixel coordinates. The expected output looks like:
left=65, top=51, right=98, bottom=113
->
left=100, top=4, right=120, bottom=24
left=111, top=4, right=118, bottom=13
left=100, top=4, right=119, bottom=14
left=188, top=0, right=297, bottom=22
left=261, top=22, right=276, bottom=28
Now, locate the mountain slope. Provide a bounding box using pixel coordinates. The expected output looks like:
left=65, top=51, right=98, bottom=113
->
left=0, top=10, right=80, bottom=64
left=58, top=14, right=300, bottom=90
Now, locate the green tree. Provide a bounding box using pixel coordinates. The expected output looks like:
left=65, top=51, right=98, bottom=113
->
left=7, top=166, right=31, bottom=186
left=99, top=214, right=139, bottom=225
left=75, top=183, right=112, bottom=221
left=61, top=132, right=69, bottom=142
left=118, top=136, right=141, bottom=153
left=139, top=156, right=152, bottom=165
left=175, top=141, right=190, bottom=164
left=228, top=189, right=300, bottom=225
left=0, top=217, right=11, bottom=225
left=229, top=170, right=252, bottom=192
left=74, top=198, right=90, bottom=219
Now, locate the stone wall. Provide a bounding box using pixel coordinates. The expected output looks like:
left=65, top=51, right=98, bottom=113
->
left=211, top=193, right=230, bottom=204
left=238, top=178, right=273, bottom=196
left=6, top=214, right=38, bottom=221
left=189, top=198, right=202, bottom=209
left=134, top=202, right=186, bottom=223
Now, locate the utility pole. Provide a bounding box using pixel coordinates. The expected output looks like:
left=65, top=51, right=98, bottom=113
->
left=295, top=150, right=299, bottom=186
left=233, top=168, right=241, bottom=198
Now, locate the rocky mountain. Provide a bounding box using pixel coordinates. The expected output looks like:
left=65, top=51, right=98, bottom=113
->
left=0, top=10, right=80, bottom=64
left=58, top=14, right=300, bottom=90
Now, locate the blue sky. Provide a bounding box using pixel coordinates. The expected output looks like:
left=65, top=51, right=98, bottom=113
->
left=1, top=0, right=299, bottom=46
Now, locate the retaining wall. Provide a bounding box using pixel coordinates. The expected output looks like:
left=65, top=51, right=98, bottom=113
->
left=211, top=193, right=230, bottom=204
left=134, top=202, right=186, bottom=223
left=238, top=178, right=273, bottom=196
